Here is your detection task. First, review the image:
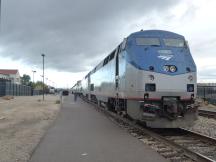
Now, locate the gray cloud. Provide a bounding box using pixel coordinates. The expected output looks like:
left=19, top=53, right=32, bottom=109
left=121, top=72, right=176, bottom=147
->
left=198, top=66, right=216, bottom=81
left=0, top=0, right=179, bottom=72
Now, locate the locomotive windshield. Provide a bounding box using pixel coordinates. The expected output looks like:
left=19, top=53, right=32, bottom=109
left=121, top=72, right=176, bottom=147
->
left=136, top=38, right=160, bottom=46
left=163, top=38, right=185, bottom=47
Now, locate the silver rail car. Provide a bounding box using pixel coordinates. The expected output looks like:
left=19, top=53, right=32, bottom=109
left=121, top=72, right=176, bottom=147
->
left=72, top=30, right=198, bottom=128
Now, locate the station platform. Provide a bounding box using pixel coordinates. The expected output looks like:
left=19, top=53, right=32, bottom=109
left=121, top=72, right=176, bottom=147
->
left=30, top=95, right=168, bottom=162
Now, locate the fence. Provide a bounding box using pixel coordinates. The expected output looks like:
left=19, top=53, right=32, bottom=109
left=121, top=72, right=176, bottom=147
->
left=0, top=79, right=32, bottom=97
left=33, top=90, right=43, bottom=95
left=197, top=86, right=216, bottom=105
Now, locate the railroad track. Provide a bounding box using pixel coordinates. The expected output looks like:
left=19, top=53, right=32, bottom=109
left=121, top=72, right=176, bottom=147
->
left=109, top=113, right=216, bottom=162
left=198, top=109, right=216, bottom=119
left=82, top=98, right=216, bottom=162
left=151, top=128, right=216, bottom=161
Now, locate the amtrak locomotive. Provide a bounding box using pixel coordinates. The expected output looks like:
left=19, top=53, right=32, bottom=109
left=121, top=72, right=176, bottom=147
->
left=72, top=30, right=198, bottom=128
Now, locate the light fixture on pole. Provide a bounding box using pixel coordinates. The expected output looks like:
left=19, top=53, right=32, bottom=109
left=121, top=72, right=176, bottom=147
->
left=41, top=53, right=45, bottom=101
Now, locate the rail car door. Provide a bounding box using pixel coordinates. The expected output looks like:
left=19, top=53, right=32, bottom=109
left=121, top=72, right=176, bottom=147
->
left=115, top=46, right=120, bottom=91
left=115, top=44, right=126, bottom=112
left=115, top=46, right=120, bottom=111
left=87, top=74, right=91, bottom=100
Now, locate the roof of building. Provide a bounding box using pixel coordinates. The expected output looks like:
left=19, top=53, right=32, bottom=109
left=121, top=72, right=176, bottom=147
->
left=0, top=69, right=19, bottom=75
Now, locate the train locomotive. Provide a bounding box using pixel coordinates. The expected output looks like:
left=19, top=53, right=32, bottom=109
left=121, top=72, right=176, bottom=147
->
left=72, top=30, right=198, bottom=128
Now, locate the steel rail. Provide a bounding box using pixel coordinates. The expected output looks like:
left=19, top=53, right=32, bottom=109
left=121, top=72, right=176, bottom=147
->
left=107, top=111, right=215, bottom=162
left=198, top=109, right=216, bottom=118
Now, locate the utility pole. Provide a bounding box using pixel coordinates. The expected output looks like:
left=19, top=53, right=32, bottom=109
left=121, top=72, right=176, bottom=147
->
left=0, top=0, right=2, bottom=31
left=46, top=77, right=48, bottom=86
left=32, top=70, right=36, bottom=83
left=40, top=75, right=43, bottom=82
left=41, top=54, right=45, bottom=101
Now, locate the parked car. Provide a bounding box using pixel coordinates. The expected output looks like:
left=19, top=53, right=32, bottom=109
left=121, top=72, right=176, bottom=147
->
left=62, top=90, right=69, bottom=96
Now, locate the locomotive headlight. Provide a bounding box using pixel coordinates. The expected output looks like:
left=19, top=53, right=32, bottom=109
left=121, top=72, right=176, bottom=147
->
left=170, top=65, right=177, bottom=72
left=149, top=75, right=155, bottom=81
left=188, top=75, right=193, bottom=81
left=163, top=65, right=169, bottom=72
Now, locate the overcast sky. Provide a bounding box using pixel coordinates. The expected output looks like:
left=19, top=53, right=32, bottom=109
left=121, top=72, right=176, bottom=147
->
left=0, top=0, right=216, bottom=87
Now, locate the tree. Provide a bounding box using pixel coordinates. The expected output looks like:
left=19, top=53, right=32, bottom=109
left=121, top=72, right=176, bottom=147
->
left=21, top=74, right=31, bottom=85
left=34, top=81, right=48, bottom=91
left=28, top=81, right=35, bottom=88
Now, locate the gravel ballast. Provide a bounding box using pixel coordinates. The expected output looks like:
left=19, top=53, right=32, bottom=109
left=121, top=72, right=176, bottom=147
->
left=0, top=95, right=61, bottom=162
left=185, top=104, right=216, bottom=139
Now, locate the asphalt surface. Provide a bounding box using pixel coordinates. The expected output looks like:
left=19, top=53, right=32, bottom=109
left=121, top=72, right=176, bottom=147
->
left=30, top=95, right=168, bottom=162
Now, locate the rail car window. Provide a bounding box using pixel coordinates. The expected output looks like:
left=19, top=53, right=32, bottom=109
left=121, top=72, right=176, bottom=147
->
left=90, top=84, right=94, bottom=91
left=163, top=38, right=185, bottom=47
left=103, top=56, right=109, bottom=66
left=109, top=50, right=115, bottom=61
left=103, top=50, right=115, bottom=66
left=136, top=38, right=160, bottom=46
left=117, top=45, right=121, bottom=56
left=93, top=67, right=96, bottom=73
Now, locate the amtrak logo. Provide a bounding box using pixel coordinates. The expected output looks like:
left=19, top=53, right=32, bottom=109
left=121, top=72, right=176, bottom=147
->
left=158, top=55, right=173, bottom=61
left=157, top=50, right=173, bottom=61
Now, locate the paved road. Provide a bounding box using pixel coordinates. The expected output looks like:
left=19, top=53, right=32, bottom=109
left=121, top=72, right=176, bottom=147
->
left=30, top=95, right=168, bottom=162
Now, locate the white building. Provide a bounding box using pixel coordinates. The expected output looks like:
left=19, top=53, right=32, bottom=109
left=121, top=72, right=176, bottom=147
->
left=0, top=69, right=21, bottom=84
left=0, top=73, right=9, bottom=80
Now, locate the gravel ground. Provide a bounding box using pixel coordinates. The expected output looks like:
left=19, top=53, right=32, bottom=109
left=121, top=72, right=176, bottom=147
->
left=0, top=95, right=61, bottom=162
left=184, top=103, right=216, bottom=139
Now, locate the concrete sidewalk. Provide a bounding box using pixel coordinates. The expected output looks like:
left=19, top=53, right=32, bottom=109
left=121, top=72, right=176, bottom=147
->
left=30, top=95, right=168, bottom=162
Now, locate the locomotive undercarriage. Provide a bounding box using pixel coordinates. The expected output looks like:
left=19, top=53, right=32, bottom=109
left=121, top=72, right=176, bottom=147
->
left=106, top=96, right=198, bottom=128
left=86, top=94, right=198, bottom=128
left=140, top=98, right=198, bottom=120
left=138, top=98, right=198, bottom=128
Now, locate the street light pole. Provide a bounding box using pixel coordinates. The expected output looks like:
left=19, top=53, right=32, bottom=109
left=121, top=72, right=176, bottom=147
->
left=32, top=70, right=36, bottom=83
left=0, top=0, right=2, bottom=31
left=41, top=54, right=45, bottom=101
left=46, top=77, right=48, bottom=86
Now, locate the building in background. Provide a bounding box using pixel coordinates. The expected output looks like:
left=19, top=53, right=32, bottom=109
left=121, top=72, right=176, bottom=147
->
left=0, top=73, right=9, bottom=80
left=0, top=69, right=21, bottom=84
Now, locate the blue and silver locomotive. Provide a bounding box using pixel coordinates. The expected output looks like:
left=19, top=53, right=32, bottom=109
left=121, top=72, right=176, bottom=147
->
left=73, top=30, right=198, bottom=128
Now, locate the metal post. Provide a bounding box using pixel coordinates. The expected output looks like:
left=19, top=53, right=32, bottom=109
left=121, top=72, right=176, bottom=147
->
left=203, top=87, right=206, bottom=102
left=41, top=54, right=45, bottom=101
left=32, top=70, right=36, bottom=83
left=32, top=70, right=36, bottom=96
left=0, top=0, right=1, bottom=31
left=46, top=78, right=48, bottom=86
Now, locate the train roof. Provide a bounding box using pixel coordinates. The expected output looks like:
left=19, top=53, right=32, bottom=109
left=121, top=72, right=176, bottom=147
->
left=128, top=30, right=185, bottom=39
left=82, top=30, right=187, bottom=79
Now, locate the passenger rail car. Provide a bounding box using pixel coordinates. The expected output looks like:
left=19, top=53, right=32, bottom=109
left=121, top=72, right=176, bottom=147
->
left=72, top=30, right=198, bottom=128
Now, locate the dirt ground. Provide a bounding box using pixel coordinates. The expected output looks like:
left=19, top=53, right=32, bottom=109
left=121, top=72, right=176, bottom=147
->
left=0, top=95, right=215, bottom=162
left=0, top=95, right=61, bottom=162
